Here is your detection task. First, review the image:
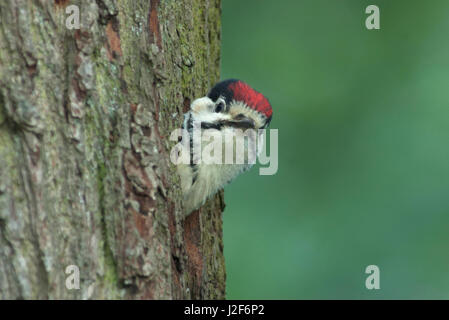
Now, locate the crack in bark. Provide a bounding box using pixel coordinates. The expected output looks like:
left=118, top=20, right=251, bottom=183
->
left=0, top=216, right=23, bottom=299
left=18, top=135, right=49, bottom=299
left=96, top=158, right=120, bottom=296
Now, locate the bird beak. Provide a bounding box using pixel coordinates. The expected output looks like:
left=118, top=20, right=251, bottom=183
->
left=227, top=114, right=255, bottom=129
left=200, top=114, right=256, bottom=130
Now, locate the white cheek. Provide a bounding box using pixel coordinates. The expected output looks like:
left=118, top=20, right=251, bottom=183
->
left=190, top=96, right=214, bottom=113
left=194, top=112, right=229, bottom=123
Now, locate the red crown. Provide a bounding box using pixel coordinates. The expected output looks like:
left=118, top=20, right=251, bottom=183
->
left=228, top=81, right=273, bottom=119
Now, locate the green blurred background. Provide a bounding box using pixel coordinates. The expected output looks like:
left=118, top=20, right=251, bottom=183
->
left=220, top=0, right=449, bottom=299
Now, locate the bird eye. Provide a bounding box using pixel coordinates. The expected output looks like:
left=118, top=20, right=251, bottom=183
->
left=215, top=101, right=225, bottom=113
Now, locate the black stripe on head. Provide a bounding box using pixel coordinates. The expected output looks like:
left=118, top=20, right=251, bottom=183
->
left=201, top=118, right=255, bottom=130
left=207, top=79, right=239, bottom=104
left=201, top=122, right=222, bottom=130
left=188, top=113, right=195, bottom=167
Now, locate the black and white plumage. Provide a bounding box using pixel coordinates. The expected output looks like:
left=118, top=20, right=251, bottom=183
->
left=177, top=79, right=273, bottom=215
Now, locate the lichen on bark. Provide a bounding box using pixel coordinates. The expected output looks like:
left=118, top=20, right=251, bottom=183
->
left=0, top=0, right=225, bottom=299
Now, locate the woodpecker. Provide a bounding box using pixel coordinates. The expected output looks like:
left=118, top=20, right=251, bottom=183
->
left=177, top=79, right=273, bottom=216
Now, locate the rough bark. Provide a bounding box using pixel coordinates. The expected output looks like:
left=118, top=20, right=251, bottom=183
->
left=0, top=0, right=225, bottom=299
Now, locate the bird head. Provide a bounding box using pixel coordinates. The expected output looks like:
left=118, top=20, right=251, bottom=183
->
left=189, top=79, right=272, bottom=131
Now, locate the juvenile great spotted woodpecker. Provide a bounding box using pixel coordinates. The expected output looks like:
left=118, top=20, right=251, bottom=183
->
left=177, top=79, right=273, bottom=215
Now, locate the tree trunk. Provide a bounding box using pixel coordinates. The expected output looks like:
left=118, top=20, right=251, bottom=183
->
left=0, top=0, right=225, bottom=299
